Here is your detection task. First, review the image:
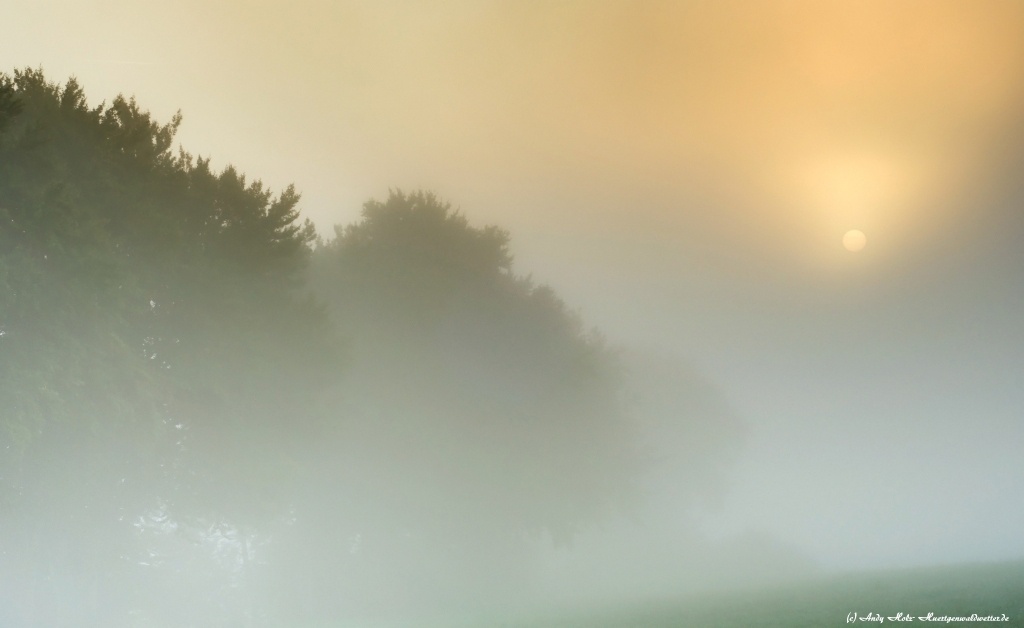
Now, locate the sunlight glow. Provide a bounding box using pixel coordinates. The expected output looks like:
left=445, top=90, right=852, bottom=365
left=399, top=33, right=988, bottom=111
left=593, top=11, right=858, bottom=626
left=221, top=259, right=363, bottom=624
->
left=843, top=229, right=867, bottom=252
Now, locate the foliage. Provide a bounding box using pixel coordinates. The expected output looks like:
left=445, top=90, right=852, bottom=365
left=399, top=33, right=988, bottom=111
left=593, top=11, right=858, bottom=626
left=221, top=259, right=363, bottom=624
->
left=0, top=69, right=338, bottom=625
left=0, top=71, right=639, bottom=625
left=316, top=191, right=635, bottom=535
left=287, top=191, right=638, bottom=617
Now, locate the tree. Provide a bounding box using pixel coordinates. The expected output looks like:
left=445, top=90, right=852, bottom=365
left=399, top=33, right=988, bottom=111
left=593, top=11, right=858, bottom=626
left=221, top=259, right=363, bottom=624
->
left=288, top=190, right=639, bottom=619
left=0, top=69, right=340, bottom=626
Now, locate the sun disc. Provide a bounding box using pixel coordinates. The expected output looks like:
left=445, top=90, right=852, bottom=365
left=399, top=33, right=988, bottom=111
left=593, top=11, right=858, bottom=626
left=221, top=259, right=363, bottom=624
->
left=843, top=229, right=866, bottom=252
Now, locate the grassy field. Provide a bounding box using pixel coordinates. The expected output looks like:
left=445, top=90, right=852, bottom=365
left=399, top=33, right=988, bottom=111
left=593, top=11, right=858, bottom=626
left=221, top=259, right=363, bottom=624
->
left=507, top=560, right=1024, bottom=628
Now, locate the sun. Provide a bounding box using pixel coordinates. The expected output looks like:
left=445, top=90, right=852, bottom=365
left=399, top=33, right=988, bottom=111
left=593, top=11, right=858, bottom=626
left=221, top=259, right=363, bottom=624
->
left=843, top=229, right=867, bottom=252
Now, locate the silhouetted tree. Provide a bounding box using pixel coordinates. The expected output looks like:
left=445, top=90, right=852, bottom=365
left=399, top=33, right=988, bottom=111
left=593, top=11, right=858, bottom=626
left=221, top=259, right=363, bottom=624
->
left=290, top=190, right=639, bottom=618
left=0, top=69, right=339, bottom=626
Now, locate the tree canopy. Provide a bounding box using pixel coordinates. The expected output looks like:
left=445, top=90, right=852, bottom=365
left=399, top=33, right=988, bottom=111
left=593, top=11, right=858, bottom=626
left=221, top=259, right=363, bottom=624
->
left=0, top=69, right=339, bottom=625
left=312, top=190, right=635, bottom=540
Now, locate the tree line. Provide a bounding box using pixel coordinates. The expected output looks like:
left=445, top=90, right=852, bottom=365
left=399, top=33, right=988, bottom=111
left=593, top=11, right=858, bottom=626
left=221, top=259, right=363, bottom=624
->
left=0, top=69, right=640, bottom=626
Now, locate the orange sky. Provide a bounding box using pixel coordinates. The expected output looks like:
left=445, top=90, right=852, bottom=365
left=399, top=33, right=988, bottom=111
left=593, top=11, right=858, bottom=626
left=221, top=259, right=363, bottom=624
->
left=7, top=1, right=1024, bottom=277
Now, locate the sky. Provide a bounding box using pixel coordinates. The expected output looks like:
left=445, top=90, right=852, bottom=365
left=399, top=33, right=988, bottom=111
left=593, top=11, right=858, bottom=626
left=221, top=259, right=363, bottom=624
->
left=5, top=0, right=1024, bottom=576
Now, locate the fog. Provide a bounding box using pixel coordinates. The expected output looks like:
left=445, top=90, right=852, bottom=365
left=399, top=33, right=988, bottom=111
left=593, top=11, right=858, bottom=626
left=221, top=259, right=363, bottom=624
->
left=3, top=1, right=1024, bottom=626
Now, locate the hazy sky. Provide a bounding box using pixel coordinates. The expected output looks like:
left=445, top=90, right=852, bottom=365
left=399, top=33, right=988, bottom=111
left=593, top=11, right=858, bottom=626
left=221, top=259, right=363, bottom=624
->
left=6, top=0, right=1024, bottom=572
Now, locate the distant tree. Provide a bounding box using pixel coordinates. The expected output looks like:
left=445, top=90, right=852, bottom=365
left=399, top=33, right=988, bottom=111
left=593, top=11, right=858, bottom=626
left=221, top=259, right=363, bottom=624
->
left=292, top=190, right=639, bottom=617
